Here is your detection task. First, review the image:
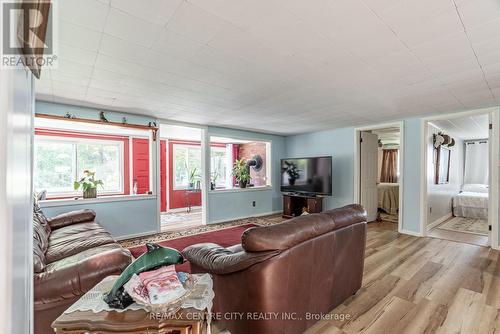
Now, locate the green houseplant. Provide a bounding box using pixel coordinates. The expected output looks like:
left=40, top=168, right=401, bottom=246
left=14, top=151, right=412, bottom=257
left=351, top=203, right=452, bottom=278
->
left=187, top=166, right=200, bottom=189
left=233, top=159, right=251, bottom=188
left=74, top=170, right=104, bottom=198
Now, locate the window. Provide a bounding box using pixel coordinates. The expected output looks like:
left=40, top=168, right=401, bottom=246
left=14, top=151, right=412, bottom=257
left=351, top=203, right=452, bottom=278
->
left=209, top=136, right=272, bottom=190
left=34, top=137, right=123, bottom=196
left=173, top=145, right=201, bottom=189
left=210, top=146, right=228, bottom=188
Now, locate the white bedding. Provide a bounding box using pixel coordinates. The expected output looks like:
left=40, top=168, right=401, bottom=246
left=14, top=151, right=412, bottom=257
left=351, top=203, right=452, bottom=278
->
left=453, top=191, right=488, bottom=219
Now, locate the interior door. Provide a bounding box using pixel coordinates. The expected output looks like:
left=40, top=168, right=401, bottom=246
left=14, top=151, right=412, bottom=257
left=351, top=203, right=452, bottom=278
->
left=360, top=131, right=379, bottom=222
left=132, top=138, right=150, bottom=194
left=160, top=140, right=167, bottom=212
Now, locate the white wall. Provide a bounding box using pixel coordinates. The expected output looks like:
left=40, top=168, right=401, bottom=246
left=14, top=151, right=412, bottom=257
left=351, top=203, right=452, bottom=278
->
left=0, top=69, right=35, bottom=334
left=427, top=124, right=464, bottom=225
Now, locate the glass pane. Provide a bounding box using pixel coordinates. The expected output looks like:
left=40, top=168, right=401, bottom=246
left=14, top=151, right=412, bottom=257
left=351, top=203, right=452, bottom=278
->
left=174, top=146, right=188, bottom=188
left=77, top=142, right=121, bottom=192
left=34, top=141, right=75, bottom=193
left=211, top=147, right=227, bottom=188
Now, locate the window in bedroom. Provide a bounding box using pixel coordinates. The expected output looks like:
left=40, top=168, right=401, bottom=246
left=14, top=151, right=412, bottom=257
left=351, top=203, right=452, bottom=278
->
left=34, top=137, right=124, bottom=196
left=209, top=136, right=272, bottom=190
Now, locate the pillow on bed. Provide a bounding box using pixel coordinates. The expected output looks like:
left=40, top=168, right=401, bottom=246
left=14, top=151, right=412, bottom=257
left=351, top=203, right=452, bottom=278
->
left=462, top=184, right=489, bottom=193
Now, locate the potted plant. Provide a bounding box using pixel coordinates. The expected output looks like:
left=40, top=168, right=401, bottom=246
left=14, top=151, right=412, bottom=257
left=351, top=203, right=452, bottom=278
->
left=210, top=170, right=219, bottom=190
left=284, top=161, right=300, bottom=186
left=233, top=159, right=251, bottom=188
left=74, top=170, right=103, bottom=198
left=188, top=166, right=200, bottom=189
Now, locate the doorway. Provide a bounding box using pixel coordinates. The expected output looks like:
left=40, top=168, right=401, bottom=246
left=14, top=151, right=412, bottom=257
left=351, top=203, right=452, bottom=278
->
left=355, top=123, right=404, bottom=231
left=423, top=111, right=492, bottom=247
left=159, top=124, right=205, bottom=232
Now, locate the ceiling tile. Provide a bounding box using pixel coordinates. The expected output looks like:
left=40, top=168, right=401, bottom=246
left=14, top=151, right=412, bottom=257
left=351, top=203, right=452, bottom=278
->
left=59, top=0, right=110, bottom=31
left=104, top=8, right=164, bottom=48
left=110, top=0, right=182, bottom=26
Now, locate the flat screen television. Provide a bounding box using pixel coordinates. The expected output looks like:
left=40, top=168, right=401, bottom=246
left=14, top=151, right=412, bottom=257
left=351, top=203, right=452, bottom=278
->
left=280, top=156, right=332, bottom=196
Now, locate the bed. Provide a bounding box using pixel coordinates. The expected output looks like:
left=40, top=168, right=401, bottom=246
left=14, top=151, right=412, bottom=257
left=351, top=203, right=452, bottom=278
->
left=377, top=183, right=399, bottom=215
left=453, top=184, right=489, bottom=219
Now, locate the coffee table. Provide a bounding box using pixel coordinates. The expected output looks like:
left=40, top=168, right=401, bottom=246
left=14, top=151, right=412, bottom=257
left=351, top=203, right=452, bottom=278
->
left=52, top=308, right=205, bottom=334
left=52, top=274, right=214, bottom=334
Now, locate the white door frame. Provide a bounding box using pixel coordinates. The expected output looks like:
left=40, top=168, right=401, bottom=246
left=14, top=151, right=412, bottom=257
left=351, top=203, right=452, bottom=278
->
left=354, top=121, right=405, bottom=234
left=419, top=107, right=499, bottom=249
left=155, top=119, right=209, bottom=231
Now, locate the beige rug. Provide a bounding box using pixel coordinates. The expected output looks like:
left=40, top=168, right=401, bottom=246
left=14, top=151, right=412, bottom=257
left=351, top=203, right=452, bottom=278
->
left=438, top=216, right=489, bottom=235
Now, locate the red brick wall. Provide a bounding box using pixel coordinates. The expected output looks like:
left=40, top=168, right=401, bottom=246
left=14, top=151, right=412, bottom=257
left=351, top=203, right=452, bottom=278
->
left=238, top=142, right=267, bottom=186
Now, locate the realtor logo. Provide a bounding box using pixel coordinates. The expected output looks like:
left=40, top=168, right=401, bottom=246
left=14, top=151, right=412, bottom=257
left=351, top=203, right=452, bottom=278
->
left=1, top=0, right=57, bottom=77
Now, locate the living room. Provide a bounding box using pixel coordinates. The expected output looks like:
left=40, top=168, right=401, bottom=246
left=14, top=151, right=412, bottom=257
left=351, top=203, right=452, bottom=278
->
left=1, top=0, right=500, bottom=333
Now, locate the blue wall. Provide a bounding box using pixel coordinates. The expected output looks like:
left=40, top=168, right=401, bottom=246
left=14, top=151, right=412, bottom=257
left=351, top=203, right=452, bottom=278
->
left=285, top=120, right=423, bottom=235
left=285, top=127, right=356, bottom=210
left=41, top=197, right=158, bottom=239
left=207, top=126, right=286, bottom=223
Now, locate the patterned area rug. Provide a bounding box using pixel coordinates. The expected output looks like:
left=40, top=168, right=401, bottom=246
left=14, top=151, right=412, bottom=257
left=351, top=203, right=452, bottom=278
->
left=438, top=216, right=489, bottom=235
left=120, top=214, right=285, bottom=248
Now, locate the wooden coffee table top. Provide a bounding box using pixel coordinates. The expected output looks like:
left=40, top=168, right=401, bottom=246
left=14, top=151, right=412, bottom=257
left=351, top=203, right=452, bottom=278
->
left=52, top=308, right=206, bottom=334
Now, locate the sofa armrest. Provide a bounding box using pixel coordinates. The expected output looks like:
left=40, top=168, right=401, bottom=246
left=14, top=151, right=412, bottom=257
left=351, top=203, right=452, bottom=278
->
left=34, top=244, right=131, bottom=308
left=182, top=243, right=279, bottom=275
left=47, top=209, right=96, bottom=230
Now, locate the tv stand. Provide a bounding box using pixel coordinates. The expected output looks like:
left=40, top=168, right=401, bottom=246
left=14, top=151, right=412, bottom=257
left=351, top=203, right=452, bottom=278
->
left=282, top=193, right=323, bottom=218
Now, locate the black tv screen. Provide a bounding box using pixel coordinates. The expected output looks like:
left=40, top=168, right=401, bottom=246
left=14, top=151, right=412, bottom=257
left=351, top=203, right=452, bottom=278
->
left=280, top=156, right=332, bottom=196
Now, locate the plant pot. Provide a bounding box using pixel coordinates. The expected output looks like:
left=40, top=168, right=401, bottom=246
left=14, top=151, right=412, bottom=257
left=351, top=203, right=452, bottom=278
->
left=239, top=180, right=248, bottom=188
left=288, top=178, right=296, bottom=186
left=83, top=188, right=97, bottom=199
left=189, top=182, right=195, bottom=189
left=211, top=182, right=215, bottom=190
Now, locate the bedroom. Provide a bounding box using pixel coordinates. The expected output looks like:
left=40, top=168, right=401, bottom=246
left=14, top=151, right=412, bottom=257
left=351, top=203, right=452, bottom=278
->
left=359, top=126, right=401, bottom=224
left=426, top=113, right=490, bottom=246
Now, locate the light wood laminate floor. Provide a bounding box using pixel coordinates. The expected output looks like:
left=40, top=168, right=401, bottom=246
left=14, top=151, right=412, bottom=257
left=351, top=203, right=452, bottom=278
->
left=213, top=221, right=500, bottom=334
left=304, top=221, right=499, bottom=334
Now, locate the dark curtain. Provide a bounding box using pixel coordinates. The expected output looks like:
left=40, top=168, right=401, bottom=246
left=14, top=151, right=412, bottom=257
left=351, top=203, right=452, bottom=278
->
left=380, top=149, right=398, bottom=183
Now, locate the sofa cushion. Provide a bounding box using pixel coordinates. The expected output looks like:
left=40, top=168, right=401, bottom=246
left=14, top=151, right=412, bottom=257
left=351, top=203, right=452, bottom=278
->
left=33, top=209, right=51, bottom=273
left=34, top=243, right=132, bottom=306
left=45, top=222, right=116, bottom=263
left=242, top=213, right=334, bottom=252
left=47, top=209, right=96, bottom=230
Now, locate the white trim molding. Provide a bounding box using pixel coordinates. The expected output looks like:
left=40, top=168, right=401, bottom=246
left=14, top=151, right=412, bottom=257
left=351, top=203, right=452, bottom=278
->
left=420, top=107, right=499, bottom=249
left=354, top=121, right=405, bottom=235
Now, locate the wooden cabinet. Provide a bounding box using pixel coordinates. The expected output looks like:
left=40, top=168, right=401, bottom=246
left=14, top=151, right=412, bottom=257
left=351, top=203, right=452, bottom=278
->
left=282, top=194, right=323, bottom=218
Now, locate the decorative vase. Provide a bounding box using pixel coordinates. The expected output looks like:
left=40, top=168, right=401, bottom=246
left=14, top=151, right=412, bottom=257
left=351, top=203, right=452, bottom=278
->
left=239, top=180, right=248, bottom=188
left=83, top=188, right=97, bottom=199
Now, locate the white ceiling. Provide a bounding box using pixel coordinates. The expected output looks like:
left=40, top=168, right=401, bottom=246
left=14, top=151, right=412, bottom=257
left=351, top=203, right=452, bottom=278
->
left=429, top=113, right=489, bottom=140
left=36, top=0, right=500, bottom=135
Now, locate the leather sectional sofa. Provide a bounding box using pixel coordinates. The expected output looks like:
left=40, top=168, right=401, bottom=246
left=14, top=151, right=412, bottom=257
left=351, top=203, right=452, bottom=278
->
left=183, top=204, right=367, bottom=334
left=33, top=206, right=132, bottom=334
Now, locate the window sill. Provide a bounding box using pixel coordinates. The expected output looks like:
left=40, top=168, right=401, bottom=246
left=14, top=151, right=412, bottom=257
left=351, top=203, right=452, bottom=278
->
left=39, top=194, right=156, bottom=207
left=209, top=186, right=272, bottom=194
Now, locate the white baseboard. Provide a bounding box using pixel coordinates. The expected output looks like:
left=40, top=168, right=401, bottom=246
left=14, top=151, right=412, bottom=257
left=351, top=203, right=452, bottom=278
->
left=427, top=213, right=453, bottom=230
left=398, top=228, right=424, bottom=237
left=209, top=210, right=282, bottom=225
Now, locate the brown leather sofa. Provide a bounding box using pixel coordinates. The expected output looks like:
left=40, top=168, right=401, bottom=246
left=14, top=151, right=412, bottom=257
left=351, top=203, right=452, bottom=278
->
left=183, top=204, right=367, bottom=334
left=33, top=207, right=132, bottom=334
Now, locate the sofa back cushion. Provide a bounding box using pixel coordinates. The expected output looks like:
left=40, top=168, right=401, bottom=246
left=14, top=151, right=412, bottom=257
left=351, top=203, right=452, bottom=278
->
left=33, top=213, right=50, bottom=273
left=241, top=204, right=367, bottom=252
left=33, top=193, right=51, bottom=273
